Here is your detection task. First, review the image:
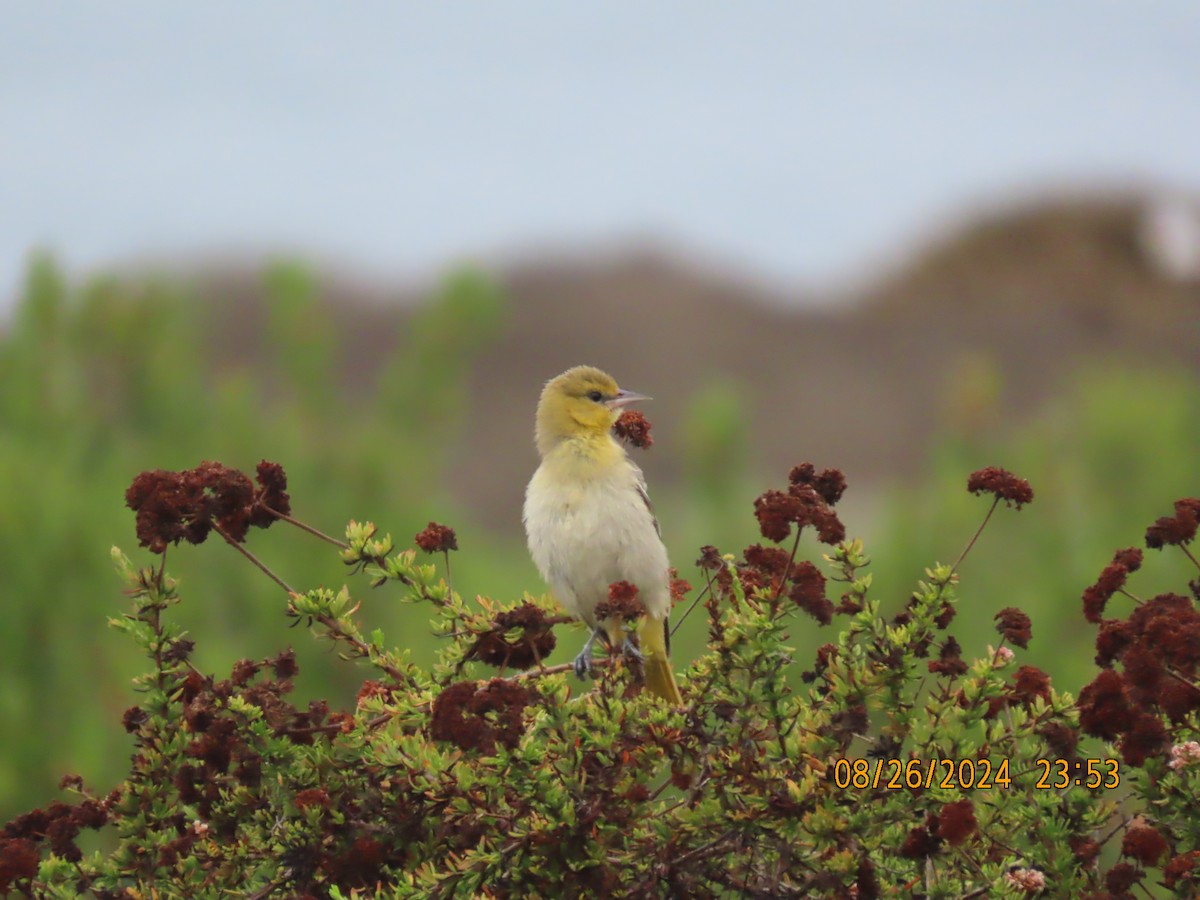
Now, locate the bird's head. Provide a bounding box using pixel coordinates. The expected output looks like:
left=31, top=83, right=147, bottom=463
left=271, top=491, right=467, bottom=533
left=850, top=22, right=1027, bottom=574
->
left=535, top=365, right=649, bottom=456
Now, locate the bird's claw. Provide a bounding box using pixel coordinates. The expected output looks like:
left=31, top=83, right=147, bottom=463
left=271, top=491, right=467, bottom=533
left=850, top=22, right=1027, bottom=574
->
left=621, top=637, right=643, bottom=661
left=574, top=628, right=602, bottom=680
left=573, top=651, right=592, bottom=680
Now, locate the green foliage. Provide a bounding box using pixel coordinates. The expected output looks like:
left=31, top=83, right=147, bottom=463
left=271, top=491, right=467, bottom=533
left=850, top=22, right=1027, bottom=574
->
left=0, top=257, right=509, bottom=820
left=3, top=463, right=1198, bottom=897
left=873, top=367, right=1200, bottom=692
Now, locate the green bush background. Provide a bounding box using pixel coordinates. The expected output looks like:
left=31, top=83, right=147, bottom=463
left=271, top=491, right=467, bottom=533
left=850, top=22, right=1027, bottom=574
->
left=1, top=256, right=1196, bottom=822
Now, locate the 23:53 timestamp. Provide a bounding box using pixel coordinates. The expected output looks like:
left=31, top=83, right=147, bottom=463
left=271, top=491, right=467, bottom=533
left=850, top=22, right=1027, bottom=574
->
left=1035, top=758, right=1119, bottom=789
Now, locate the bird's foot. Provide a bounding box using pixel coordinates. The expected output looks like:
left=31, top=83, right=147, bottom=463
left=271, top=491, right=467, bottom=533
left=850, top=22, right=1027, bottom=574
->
left=620, top=636, right=644, bottom=661
left=573, top=649, right=592, bottom=680
left=573, top=628, right=603, bottom=680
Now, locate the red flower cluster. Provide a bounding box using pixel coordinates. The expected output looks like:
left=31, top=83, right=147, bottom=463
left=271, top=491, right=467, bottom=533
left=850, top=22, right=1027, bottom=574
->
left=928, top=636, right=967, bottom=677
left=1122, top=821, right=1170, bottom=867
left=994, top=607, right=1032, bottom=649
left=753, top=464, right=846, bottom=546
left=982, top=666, right=1056, bottom=721
left=125, top=460, right=291, bottom=553
left=414, top=522, right=458, bottom=554
left=1084, top=591, right=1200, bottom=758
left=716, top=542, right=837, bottom=625
left=470, top=602, right=557, bottom=670
left=1082, top=547, right=1143, bottom=623
left=1, top=791, right=112, bottom=888
left=429, top=679, right=531, bottom=754
left=595, top=581, right=647, bottom=623
left=966, top=467, right=1034, bottom=509
left=613, top=409, right=653, bottom=449
left=899, top=800, right=976, bottom=859
left=1145, top=498, right=1200, bottom=549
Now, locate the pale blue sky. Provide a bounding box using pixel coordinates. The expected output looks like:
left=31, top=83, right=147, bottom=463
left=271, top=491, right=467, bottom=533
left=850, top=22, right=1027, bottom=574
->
left=3, top=3, right=1198, bottom=305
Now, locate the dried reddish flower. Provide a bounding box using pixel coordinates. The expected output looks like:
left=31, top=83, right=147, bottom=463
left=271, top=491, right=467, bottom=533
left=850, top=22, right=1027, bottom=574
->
left=613, top=409, right=653, bottom=449
left=754, top=489, right=801, bottom=542
left=933, top=601, right=956, bottom=629
left=471, top=602, right=557, bottom=670
left=1164, top=851, right=1200, bottom=890
left=899, top=818, right=941, bottom=859
left=1039, top=722, right=1079, bottom=758
left=938, top=799, right=977, bottom=846
left=696, top=545, right=724, bottom=572
left=1078, top=670, right=1136, bottom=740
left=668, top=568, right=691, bottom=605
left=789, top=561, right=832, bottom=625
left=1009, top=665, right=1052, bottom=707
left=753, top=468, right=847, bottom=546
left=125, top=460, right=288, bottom=552
left=249, top=459, right=291, bottom=526
left=595, top=581, right=646, bottom=623
left=0, top=837, right=39, bottom=892
left=1070, top=835, right=1101, bottom=865
left=231, top=658, right=260, bottom=686
left=855, top=856, right=879, bottom=900
left=1145, top=498, right=1200, bottom=549
left=272, top=648, right=299, bottom=680
left=994, top=607, right=1032, bottom=648
left=929, top=637, right=968, bottom=677
left=429, top=679, right=531, bottom=754
left=789, top=464, right=848, bottom=506
left=1095, top=619, right=1132, bottom=667
left=1158, top=679, right=1200, bottom=722
left=966, top=466, right=1034, bottom=508
left=415, top=522, right=458, bottom=554
left=1104, top=862, right=1143, bottom=893
left=1119, top=713, right=1168, bottom=766
left=356, top=680, right=393, bottom=706
left=1121, top=821, right=1169, bottom=866
left=122, top=706, right=148, bottom=734
left=743, top=543, right=793, bottom=579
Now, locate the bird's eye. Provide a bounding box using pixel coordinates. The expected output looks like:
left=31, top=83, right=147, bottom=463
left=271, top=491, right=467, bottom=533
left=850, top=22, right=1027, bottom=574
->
left=586, top=390, right=604, bottom=402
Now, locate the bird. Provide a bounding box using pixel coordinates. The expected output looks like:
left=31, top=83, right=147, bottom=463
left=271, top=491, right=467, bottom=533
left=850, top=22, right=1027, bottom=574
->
left=523, top=365, right=684, bottom=705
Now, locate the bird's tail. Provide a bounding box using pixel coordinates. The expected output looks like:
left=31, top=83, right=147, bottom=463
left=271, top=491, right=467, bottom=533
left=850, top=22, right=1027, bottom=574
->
left=638, top=616, right=683, bottom=705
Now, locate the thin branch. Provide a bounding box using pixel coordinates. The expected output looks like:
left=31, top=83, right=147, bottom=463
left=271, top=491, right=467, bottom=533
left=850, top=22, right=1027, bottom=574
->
left=263, top=505, right=348, bottom=549
left=672, top=572, right=715, bottom=637
left=951, top=497, right=1000, bottom=575
left=214, top=523, right=296, bottom=594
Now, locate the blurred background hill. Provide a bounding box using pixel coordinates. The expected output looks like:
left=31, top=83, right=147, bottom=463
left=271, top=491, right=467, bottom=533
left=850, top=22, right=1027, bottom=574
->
left=3, top=4, right=1200, bottom=823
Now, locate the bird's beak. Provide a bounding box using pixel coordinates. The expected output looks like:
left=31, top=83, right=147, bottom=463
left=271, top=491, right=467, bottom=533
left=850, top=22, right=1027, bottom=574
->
left=607, top=389, right=651, bottom=409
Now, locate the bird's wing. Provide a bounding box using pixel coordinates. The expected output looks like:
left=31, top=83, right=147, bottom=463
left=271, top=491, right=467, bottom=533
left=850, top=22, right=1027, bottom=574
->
left=631, top=461, right=662, bottom=539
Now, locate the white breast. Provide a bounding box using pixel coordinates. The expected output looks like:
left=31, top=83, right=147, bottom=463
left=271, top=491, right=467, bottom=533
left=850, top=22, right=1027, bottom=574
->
left=524, top=452, right=670, bottom=627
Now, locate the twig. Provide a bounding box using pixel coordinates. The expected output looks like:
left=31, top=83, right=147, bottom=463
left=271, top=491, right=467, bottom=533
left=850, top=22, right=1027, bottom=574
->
left=672, top=572, right=714, bottom=638
left=213, top=523, right=296, bottom=594
left=263, top=505, right=348, bottom=549
left=951, top=497, right=999, bottom=575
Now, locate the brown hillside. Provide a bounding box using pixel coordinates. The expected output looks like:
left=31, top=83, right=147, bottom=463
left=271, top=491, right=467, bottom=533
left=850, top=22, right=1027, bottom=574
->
left=186, top=193, right=1200, bottom=526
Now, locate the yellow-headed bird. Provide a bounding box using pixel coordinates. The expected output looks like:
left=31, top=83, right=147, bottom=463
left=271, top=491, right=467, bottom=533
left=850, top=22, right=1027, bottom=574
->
left=523, top=365, right=684, bottom=704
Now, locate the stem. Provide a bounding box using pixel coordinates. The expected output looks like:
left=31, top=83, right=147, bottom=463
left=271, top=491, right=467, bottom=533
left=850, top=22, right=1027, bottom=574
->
left=671, top=572, right=714, bottom=638
left=510, top=656, right=615, bottom=681
left=771, top=528, right=804, bottom=605
left=1180, top=543, right=1200, bottom=573
left=214, top=523, right=296, bottom=595
left=951, top=498, right=999, bottom=575
left=264, top=505, right=348, bottom=549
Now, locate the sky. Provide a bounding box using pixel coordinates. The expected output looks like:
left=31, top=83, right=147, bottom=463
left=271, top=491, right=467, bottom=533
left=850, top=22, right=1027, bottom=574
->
left=3, top=3, right=1199, bottom=307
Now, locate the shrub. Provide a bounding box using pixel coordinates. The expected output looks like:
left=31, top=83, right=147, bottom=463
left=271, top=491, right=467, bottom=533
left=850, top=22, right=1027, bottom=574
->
left=2, top=457, right=1198, bottom=898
